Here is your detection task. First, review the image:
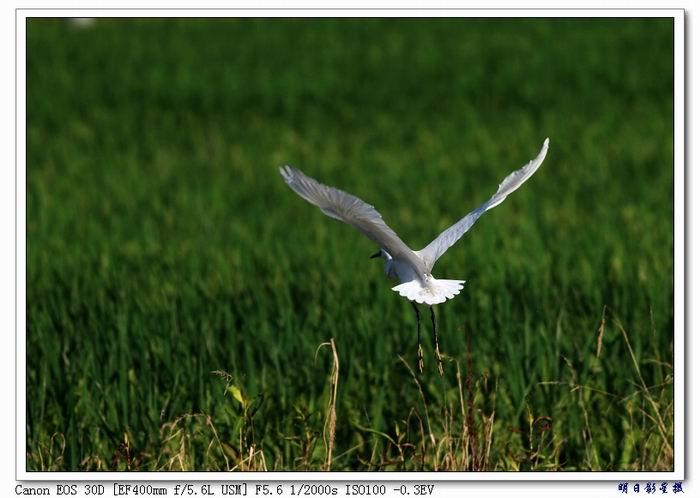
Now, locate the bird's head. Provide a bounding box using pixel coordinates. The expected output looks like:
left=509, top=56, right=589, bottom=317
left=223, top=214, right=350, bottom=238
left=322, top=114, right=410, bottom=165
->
left=369, top=248, right=391, bottom=261
left=370, top=248, right=395, bottom=277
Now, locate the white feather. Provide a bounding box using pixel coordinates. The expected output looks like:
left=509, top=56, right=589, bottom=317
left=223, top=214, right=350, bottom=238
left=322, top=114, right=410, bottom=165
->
left=392, top=278, right=466, bottom=305
left=418, top=138, right=549, bottom=270
left=280, top=165, right=429, bottom=276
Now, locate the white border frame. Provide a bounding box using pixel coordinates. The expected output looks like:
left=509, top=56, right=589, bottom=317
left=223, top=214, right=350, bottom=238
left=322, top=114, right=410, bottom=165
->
left=16, top=8, right=685, bottom=482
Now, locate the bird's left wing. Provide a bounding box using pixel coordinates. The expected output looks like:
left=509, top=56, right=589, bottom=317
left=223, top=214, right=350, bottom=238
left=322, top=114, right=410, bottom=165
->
left=418, top=138, right=549, bottom=271
left=280, top=165, right=428, bottom=275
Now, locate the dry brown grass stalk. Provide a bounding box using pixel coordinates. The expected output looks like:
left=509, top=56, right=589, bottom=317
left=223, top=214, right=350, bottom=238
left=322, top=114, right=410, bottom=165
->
left=318, top=338, right=340, bottom=471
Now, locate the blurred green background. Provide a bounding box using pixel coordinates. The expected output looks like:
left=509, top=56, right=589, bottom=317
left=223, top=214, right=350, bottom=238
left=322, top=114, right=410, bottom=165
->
left=26, top=18, right=674, bottom=471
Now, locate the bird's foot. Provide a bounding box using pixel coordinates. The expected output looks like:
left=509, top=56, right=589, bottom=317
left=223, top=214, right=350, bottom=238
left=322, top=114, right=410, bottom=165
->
left=435, top=347, right=444, bottom=377
left=417, top=344, right=425, bottom=374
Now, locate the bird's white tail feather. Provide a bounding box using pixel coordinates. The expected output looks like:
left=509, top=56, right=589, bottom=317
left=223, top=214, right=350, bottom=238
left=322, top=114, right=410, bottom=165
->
left=392, top=278, right=466, bottom=305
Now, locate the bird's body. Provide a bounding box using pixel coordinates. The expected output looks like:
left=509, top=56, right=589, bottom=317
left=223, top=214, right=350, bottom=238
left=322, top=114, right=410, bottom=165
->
left=369, top=247, right=463, bottom=303
left=280, top=138, right=550, bottom=373
left=379, top=250, right=417, bottom=282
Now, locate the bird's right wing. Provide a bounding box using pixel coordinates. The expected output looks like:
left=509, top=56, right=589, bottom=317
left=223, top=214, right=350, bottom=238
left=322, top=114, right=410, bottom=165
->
left=418, top=138, right=549, bottom=270
left=280, top=165, right=428, bottom=275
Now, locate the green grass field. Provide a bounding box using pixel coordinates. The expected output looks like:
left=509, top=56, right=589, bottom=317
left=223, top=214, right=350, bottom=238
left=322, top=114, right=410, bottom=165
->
left=26, top=18, right=674, bottom=471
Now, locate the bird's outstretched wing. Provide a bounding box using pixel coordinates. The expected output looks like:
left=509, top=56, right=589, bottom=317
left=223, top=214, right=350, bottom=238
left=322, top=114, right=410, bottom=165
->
left=418, top=138, right=549, bottom=271
left=280, top=165, right=428, bottom=275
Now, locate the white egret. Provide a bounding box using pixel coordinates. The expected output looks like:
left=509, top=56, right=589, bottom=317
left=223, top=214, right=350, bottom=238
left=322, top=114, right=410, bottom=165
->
left=280, top=138, right=549, bottom=375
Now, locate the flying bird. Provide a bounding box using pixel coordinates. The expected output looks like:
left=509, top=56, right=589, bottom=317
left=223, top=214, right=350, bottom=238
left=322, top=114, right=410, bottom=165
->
left=280, top=138, right=549, bottom=375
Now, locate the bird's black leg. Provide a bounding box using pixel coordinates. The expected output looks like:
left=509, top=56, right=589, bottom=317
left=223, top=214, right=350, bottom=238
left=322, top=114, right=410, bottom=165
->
left=411, top=301, right=424, bottom=374
left=430, top=306, right=444, bottom=377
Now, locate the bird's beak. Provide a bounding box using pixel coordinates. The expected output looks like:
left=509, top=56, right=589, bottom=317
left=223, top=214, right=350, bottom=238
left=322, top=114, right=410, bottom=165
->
left=370, top=250, right=382, bottom=259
